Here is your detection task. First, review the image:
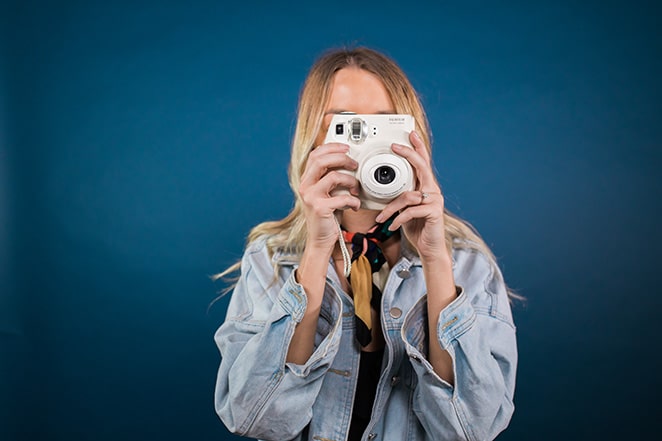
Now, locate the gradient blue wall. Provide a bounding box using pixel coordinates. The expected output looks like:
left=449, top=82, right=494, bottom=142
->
left=2, top=1, right=660, bottom=440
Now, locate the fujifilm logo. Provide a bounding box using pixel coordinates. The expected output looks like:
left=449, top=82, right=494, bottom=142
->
left=389, top=117, right=405, bottom=123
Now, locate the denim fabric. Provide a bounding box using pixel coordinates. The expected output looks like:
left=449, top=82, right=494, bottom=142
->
left=215, top=237, right=517, bottom=441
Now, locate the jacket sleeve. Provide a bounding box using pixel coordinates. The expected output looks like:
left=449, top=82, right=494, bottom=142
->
left=401, top=250, right=517, bottom=441
left=214, top=241, right=343, bottom=440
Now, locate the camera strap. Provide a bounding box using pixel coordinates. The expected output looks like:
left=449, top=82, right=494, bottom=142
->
left=335, top=213, right=353, bottom=278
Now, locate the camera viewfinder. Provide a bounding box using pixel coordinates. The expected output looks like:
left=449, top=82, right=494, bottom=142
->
left=351, top=120, right=362, bottom=139
left=335, top=124, right=344, bottom=135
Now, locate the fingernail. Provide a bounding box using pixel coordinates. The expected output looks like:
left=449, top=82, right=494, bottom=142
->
left=412, top=131, right=421, bottom=142
left=375, top=213, right=384, bottom=223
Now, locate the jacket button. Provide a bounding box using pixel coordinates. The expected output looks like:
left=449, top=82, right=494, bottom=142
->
left=396, top=268, right=411, bottom=279
left=390, top=376, right=400, bottom=386
left=368, top=433, right=377, bottom=440
left=389, top=307, right=402, bottom=319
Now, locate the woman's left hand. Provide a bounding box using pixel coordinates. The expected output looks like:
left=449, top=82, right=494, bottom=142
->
left=375, top=131, right=450, bottom=263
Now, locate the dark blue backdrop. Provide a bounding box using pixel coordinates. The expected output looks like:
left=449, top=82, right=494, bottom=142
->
left=1, top=1, right=660, bottom=440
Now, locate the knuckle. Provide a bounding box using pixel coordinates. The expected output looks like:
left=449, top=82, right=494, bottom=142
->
left=299, top=188, right=314, bottom=206
left=307, top=156, right=320, bottom=169
left=343, top=195, right=359, bottom=208
left=300, top=193, right=311, bottom=206
left=326, top=170, right=341, bottom=182
left=310, top=203, right=325, bottom=217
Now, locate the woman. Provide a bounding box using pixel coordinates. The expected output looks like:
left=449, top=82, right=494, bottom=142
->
left=214, top=47, right=517, bottom=441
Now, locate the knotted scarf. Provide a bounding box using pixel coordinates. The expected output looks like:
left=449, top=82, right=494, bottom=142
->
left=342, top=214, right=398, bottom=347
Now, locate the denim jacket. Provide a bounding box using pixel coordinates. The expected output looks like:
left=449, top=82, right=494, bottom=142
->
left=214, top=237, right=517, bottom=441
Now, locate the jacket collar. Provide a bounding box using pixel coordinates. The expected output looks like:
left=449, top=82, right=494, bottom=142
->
left=271, top=248, right=300, bottom=266
left=270, top=236, right=423, bottom=268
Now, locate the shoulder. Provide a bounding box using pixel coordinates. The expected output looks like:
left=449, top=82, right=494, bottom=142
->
left=451, top=240, right=497, bottom=280
left=451, top=240, right=514, bottom=325
left=242, top=236, right=270, bottom=263
left=242, top=235, right=300, bottom=270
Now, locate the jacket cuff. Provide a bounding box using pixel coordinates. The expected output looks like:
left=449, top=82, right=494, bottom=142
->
left=436, top=286, right=476, bottom=349
left=276, top=270, right=308, bottom=323
left=283, top=275, right=344, bottom=377
left=401, top=286, right=476, bottom=357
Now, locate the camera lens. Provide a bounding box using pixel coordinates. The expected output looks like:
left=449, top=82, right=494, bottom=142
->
left=335, top=124, right=344, bottom=135
left=374, top=166, right=396, bottom=185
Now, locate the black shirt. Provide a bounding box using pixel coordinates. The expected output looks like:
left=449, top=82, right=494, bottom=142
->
left=347, top=348, right=385, bottom=441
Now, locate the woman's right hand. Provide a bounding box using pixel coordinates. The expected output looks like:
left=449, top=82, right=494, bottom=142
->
left=298, top=143, right=361, bottom=255
left=288, top=143, right=359, bottom=364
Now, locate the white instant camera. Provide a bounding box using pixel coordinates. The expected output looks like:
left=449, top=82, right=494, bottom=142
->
left=324, top=113, right=416, bottom=210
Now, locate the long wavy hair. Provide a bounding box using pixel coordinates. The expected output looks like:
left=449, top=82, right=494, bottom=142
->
left=216, top=46, right=518, bottom=299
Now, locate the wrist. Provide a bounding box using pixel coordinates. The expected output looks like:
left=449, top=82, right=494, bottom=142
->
left=295, top=244, right=333, bottom=306
left=421, top=253, right=457, bottom=307
left=420, top=250, right=453, bottom=270
left=301, top=240, right=335, bottom=266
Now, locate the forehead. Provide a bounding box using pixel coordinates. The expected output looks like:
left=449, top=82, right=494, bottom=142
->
left=325, top=67, right=394, bottom=113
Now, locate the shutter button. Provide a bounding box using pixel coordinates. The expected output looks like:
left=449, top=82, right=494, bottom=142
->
left=389, top=307, right=402, bottom=319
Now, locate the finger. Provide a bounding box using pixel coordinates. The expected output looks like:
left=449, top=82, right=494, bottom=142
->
left=306, top=152, right=358, bottom=176
left=316, top=170, right=360, bottom=196
left=300, top=170, right=360, bottom=211
left=388, top=204, right=441, bottom=231
left=311, top=142, right=350, bottom=154
left=327, top=193, right=361, bottom=212
left=391, top=143, right=437, bottom=189
left=375, top=190, right=428, bottom=223
left=302, top=151, right=358, bottom=185
left=309, top=192, right=361, bottom=213
left=306, top=142, right=350, bottom=174
left=409, top=131, right=431, bottom=165
left=301, top=183, right=361, bottom=214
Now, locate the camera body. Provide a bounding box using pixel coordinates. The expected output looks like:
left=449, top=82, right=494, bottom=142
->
left=324, top=113, right=416, bottom=210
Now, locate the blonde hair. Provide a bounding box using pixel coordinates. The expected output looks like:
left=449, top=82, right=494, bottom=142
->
left=216, top=46, right=518, bottom=299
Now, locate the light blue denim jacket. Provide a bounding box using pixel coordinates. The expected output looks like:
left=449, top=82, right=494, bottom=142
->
left=215, top=237, right=517, bottom=441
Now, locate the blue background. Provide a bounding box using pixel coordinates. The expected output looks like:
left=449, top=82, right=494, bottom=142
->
left=1, top=1, right=660, bottom=440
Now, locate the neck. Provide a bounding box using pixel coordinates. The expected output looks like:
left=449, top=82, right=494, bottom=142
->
left=338, top=208, right=402, bottom=268
left=339, top=208, right=381, bottom=233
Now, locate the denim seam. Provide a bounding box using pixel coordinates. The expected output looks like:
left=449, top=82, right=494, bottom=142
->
left=438, top=295, right=476, bottom=344
left=451, top=395, right=476, bottom=441
left=277, top=274, right=307, bottom=322
left=339, top=348, right=360, bottom=441
left=238, top=311, right=299, bottom=434
left=294, top=288, right=344, bottom=377
left=474, top=308, right=516, bottom=329
left=237, top=368, right=285, bottom=435
left=440, top=311, right=476, bottom=345
left=405, top=375, right=416, bottom=440
left=224, top=318, right=265, bottom=330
